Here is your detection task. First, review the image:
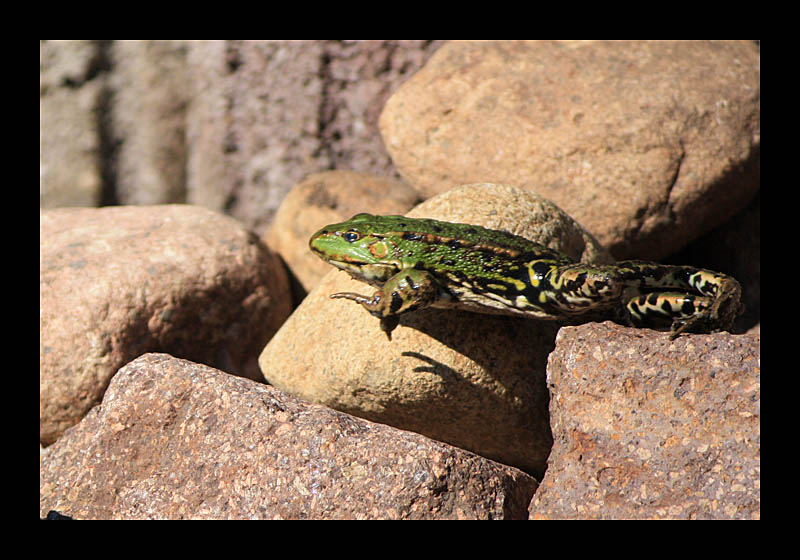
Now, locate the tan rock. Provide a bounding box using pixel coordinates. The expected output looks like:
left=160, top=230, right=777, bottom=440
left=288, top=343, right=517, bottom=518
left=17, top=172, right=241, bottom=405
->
left=260, top=183, right=612, bottom=475
left=40, top=205, right=291, bottom=445
left=380, top=40, right=760, bottom=259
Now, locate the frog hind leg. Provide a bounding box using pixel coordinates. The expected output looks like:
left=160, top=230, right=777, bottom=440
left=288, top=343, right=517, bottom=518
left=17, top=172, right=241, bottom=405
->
left=624, top=292, right=712, bottom=338
left=331, top=268, right=439, bottom=339
left=617, top=263, right=744, bottom=339
left=668, top=273, right=744, bottom=339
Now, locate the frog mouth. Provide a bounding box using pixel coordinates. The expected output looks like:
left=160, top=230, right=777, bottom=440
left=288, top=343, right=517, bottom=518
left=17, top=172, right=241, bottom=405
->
left=328, top=260, right=397, bottom=283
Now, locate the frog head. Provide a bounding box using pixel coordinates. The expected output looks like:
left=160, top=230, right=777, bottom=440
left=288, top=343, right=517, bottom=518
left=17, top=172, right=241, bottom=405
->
left=309, top=214, right=400, bottom=283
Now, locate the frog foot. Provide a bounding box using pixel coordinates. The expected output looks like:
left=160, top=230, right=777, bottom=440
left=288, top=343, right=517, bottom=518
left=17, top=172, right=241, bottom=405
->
left=332, top=291, right=399, bottom=340
left=669, top=279, right=744, bottom=339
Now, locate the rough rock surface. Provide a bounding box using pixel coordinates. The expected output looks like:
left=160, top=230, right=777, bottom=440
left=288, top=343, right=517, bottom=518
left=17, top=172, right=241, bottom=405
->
left=530, top=322, right=760, bottom=519
left=40, top=354, right=537, bottom=519
left=185, top=40, right=442, bottom=233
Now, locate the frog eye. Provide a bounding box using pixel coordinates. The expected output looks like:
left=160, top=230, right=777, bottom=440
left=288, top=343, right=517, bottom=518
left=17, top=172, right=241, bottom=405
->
left=343, top=231, right=360, bottom=243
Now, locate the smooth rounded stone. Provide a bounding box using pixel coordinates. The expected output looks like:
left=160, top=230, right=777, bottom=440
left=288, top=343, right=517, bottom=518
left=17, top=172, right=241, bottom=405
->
left=380, top=40, right=760, bottom=259
left=260, top=183, right=612, bottom=476
left=40, top=205, right=291, bottom=445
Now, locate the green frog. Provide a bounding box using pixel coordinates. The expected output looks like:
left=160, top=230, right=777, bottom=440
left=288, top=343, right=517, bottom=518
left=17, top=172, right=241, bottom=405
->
left=309, top=213, right=743, bottom=340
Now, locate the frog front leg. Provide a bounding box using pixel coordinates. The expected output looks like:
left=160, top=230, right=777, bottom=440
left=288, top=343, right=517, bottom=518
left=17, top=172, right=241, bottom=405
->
left=331, top=268, right=440, bottom=339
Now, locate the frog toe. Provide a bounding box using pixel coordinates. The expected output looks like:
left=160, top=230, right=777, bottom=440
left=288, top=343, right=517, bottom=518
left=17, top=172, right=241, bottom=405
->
left=380, top=316, right=400, bottom=340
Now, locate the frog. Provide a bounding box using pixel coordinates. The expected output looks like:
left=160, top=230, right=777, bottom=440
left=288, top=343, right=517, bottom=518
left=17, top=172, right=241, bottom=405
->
left=309, top=213, right=743, bottom=340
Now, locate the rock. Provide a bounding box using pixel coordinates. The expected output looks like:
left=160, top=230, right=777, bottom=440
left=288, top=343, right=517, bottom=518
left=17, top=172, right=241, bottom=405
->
left=265, top=170, right=420, bottom=293
left=380, top=40, right=760, bottom=259
left=40, top=205, right=291, bottom=445
left=260, top=184, right=613, bottom=476
left=530, top=322, right=760, bottom=519
left=40, top=40, right=444, bottom=226
left=40, top=354, right=537, bottom=519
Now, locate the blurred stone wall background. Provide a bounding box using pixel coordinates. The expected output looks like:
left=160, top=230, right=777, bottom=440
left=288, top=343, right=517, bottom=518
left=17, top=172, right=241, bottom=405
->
left=40, top=40, right=444, bottom=233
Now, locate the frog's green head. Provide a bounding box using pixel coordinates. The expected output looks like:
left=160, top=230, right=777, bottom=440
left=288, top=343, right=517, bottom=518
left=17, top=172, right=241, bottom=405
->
left=309, top=213, right=400, bottom=283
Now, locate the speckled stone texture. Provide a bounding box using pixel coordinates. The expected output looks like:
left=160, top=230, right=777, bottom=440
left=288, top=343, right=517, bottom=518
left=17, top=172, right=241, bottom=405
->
left=530, top=322, right=760, bottom=519
left=40, top=354, right=537, bottom=519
